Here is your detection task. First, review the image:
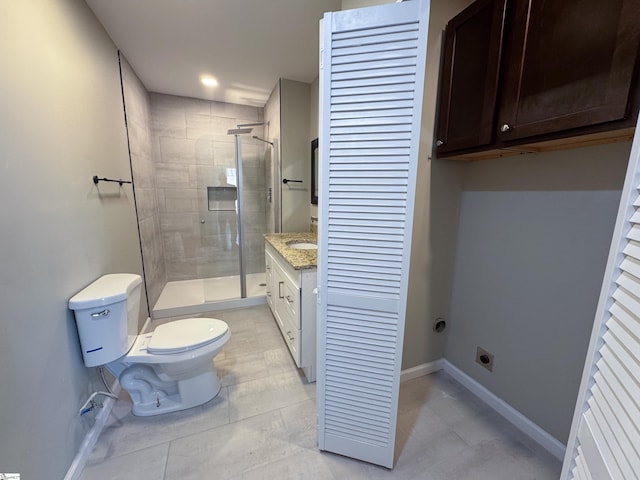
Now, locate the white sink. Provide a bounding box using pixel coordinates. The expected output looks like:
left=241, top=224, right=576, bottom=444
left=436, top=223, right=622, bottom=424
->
left=287, top=241, right=318, bottom=250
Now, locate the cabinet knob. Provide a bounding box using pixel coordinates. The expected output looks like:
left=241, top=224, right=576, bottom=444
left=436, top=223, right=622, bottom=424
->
left=500, top=123, right=511, bottom=133
left=436, top=140, right=444, bottom=147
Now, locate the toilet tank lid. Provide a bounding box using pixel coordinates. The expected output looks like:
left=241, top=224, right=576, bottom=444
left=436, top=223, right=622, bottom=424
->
left=69, top=274, right=142, bottom=309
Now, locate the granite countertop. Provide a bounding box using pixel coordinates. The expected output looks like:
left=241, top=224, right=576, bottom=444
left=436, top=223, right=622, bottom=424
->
left=264, top=232, right=318, bottom=270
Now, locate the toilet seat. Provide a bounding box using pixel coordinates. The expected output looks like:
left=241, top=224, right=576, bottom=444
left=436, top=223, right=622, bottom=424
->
left=148, top=318, right=229, bottom=355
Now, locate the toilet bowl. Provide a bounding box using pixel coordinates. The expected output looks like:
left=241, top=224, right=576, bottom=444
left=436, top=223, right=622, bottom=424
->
left=69, top=274, right=230, bottom=416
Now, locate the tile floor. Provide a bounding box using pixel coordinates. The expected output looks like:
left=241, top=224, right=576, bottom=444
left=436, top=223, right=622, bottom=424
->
left=80, top=305, right=562, bottom=480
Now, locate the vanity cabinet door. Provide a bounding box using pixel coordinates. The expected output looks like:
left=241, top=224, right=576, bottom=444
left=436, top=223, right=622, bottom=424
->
left=436, top=0, right=507, bottom=154
left=497, top=0, right=640, bottom=143
left=265, top=249, right=276, bottom=310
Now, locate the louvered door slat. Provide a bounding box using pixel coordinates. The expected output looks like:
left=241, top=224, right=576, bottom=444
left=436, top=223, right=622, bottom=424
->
left=619, top=256, right=640, bottom=279
left=317, top=0, right=428, bottom=468
left=586, top=405, right=626, bottom=479
left=597, top=347, right=640, bottom=406
left=622, top=240, right=640, bottom=260
left=574, top=446, right=594, bottom=480
left=596, top=361, right=640, bottom=431
left=594, top=372, right=640, bottom=458
left=562, top=119, right=640, bottom=478
left=590, top=386, right=640, bottom=478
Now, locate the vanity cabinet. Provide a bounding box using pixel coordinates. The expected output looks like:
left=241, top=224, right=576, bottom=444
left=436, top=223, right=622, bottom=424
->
left=436, top=0, right=640, bottom=159
left=265, top=244, right=317, bottom=382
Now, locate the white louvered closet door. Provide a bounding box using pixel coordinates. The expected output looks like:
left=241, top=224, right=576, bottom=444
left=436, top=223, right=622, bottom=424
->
left=561, top=119, right=640, bottom=479
left=317, top=0, right=429, bottom=468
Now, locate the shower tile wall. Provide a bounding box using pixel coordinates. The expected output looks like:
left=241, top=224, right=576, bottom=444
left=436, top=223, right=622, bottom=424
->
left=149, top=93, right=266, bottom=281
left=120, top=56, right=167, bottom=309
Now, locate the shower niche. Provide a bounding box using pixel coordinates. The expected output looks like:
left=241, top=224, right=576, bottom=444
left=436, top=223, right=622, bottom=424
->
left=207, top=186, right=237, bottom=211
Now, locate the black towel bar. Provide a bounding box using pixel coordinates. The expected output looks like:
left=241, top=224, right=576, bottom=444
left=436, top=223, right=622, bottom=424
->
left=93, top=176, right=132, bottom=186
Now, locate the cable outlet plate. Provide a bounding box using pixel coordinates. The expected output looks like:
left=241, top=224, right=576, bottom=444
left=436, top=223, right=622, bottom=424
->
left=476, top=347, right=494, bottom=371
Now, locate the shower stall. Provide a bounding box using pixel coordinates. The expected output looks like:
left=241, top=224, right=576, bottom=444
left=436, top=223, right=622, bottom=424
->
left=145, top=94, right=274, bottom=318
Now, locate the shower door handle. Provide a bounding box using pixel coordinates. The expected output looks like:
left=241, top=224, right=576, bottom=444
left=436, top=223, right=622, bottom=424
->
left=278, top=281, right=284, bottom=299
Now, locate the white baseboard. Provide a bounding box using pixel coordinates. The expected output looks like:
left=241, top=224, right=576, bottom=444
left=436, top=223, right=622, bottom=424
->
left=400, top=359, right=444, bottom=382
left=442, top=360, right=566, bottom=460
left=64, top=381, right=121, bottom=480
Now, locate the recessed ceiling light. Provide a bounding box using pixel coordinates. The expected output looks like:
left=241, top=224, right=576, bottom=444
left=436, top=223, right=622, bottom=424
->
left=200, top=76, right=218, bottom=87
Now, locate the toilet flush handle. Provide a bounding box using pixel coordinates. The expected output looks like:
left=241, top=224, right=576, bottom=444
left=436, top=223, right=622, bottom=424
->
left=91, top=309, right=110, bottom=318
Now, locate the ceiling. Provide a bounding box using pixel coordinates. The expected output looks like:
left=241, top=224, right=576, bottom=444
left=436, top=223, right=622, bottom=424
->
left=86, top=0, right=343, bottom=106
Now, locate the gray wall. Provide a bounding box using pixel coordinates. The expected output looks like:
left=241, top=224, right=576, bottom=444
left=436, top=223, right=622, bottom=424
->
left=148, top=93, right=266, bottom=281
left=120, top=55, right=167, bottom=311
left=402, top=0, right=471, bottom=369
left=264, top=78, right=312, bottom=233
left=280, top=79, right=311, bottom=232
left=446, top=142, right=630, bottom=443
left=0, top=1, right=146, bottom=478
left=310, top=76, right=320, bottom=222
left=265, top=81, right=281, bottom=233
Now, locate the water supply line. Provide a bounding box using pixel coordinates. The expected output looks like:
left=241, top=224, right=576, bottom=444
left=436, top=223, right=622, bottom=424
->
left=99, top=366, right=115, bottom=396
left=79, top=391, right=118, bottom=416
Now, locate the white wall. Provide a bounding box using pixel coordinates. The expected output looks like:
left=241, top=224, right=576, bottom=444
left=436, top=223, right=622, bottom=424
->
left=0, top=1, right=145, bottom=477
left=446, top=142, right=630, bottom=442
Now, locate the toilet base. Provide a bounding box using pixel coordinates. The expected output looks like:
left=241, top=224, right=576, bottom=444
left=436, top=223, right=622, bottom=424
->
left=117, top=363, right=222, bottom=416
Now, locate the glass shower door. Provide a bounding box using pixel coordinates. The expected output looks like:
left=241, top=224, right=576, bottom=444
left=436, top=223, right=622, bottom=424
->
left=202, top=130, right=268, bottom=303
left=200, top=134, right=241, bottom=303
left=238, top=134, right=269, bottom=298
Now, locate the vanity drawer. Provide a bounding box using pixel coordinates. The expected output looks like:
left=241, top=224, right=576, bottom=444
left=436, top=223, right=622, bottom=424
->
left=281, top=310, right=301, bottom=367
left=281, top=278, right=299, bottom=326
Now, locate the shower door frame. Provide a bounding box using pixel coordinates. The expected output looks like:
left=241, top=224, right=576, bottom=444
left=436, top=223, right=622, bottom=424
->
left=233, top=133, right=248, bottom=298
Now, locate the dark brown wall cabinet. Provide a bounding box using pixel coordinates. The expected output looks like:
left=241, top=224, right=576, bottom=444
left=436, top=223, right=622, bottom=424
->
left=436, top=0, right=640, bottom=159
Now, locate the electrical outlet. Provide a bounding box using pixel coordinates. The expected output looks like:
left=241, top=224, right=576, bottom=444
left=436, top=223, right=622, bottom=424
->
left=476, top=347, right=494, bottom=371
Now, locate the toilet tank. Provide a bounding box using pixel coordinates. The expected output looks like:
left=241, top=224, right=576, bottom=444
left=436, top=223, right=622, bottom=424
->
left=69, top=274, right=142, bottom=367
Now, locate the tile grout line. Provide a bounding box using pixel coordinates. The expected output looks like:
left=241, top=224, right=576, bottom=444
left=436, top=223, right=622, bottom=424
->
left=162, top=441, right=171, bottom=480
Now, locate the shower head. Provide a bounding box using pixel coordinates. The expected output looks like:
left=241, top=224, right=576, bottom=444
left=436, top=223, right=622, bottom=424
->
left=252, top=136, right=274, bottom=146
left=227, top=128, right=253, bottom=135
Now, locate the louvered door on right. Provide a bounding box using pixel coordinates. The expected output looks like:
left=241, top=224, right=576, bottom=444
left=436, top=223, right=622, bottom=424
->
left=561, top=119, right=640, bottom=478
left=316, top=0, right=429, bottom=469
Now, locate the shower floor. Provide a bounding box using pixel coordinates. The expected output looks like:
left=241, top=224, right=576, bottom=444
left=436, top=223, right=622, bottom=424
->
left=152, top=273, right=266, bottom=319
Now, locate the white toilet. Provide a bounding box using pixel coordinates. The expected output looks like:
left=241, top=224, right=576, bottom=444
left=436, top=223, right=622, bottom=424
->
left=69, top=273, right=230, bottom=416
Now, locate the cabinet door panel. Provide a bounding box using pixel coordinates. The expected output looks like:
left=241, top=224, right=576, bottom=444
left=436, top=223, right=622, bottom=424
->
left=265, top=250, right=275, bottom=310
left=498, top=0, right=640, bottom=142
left=436, top=0, right=507, bottom=154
